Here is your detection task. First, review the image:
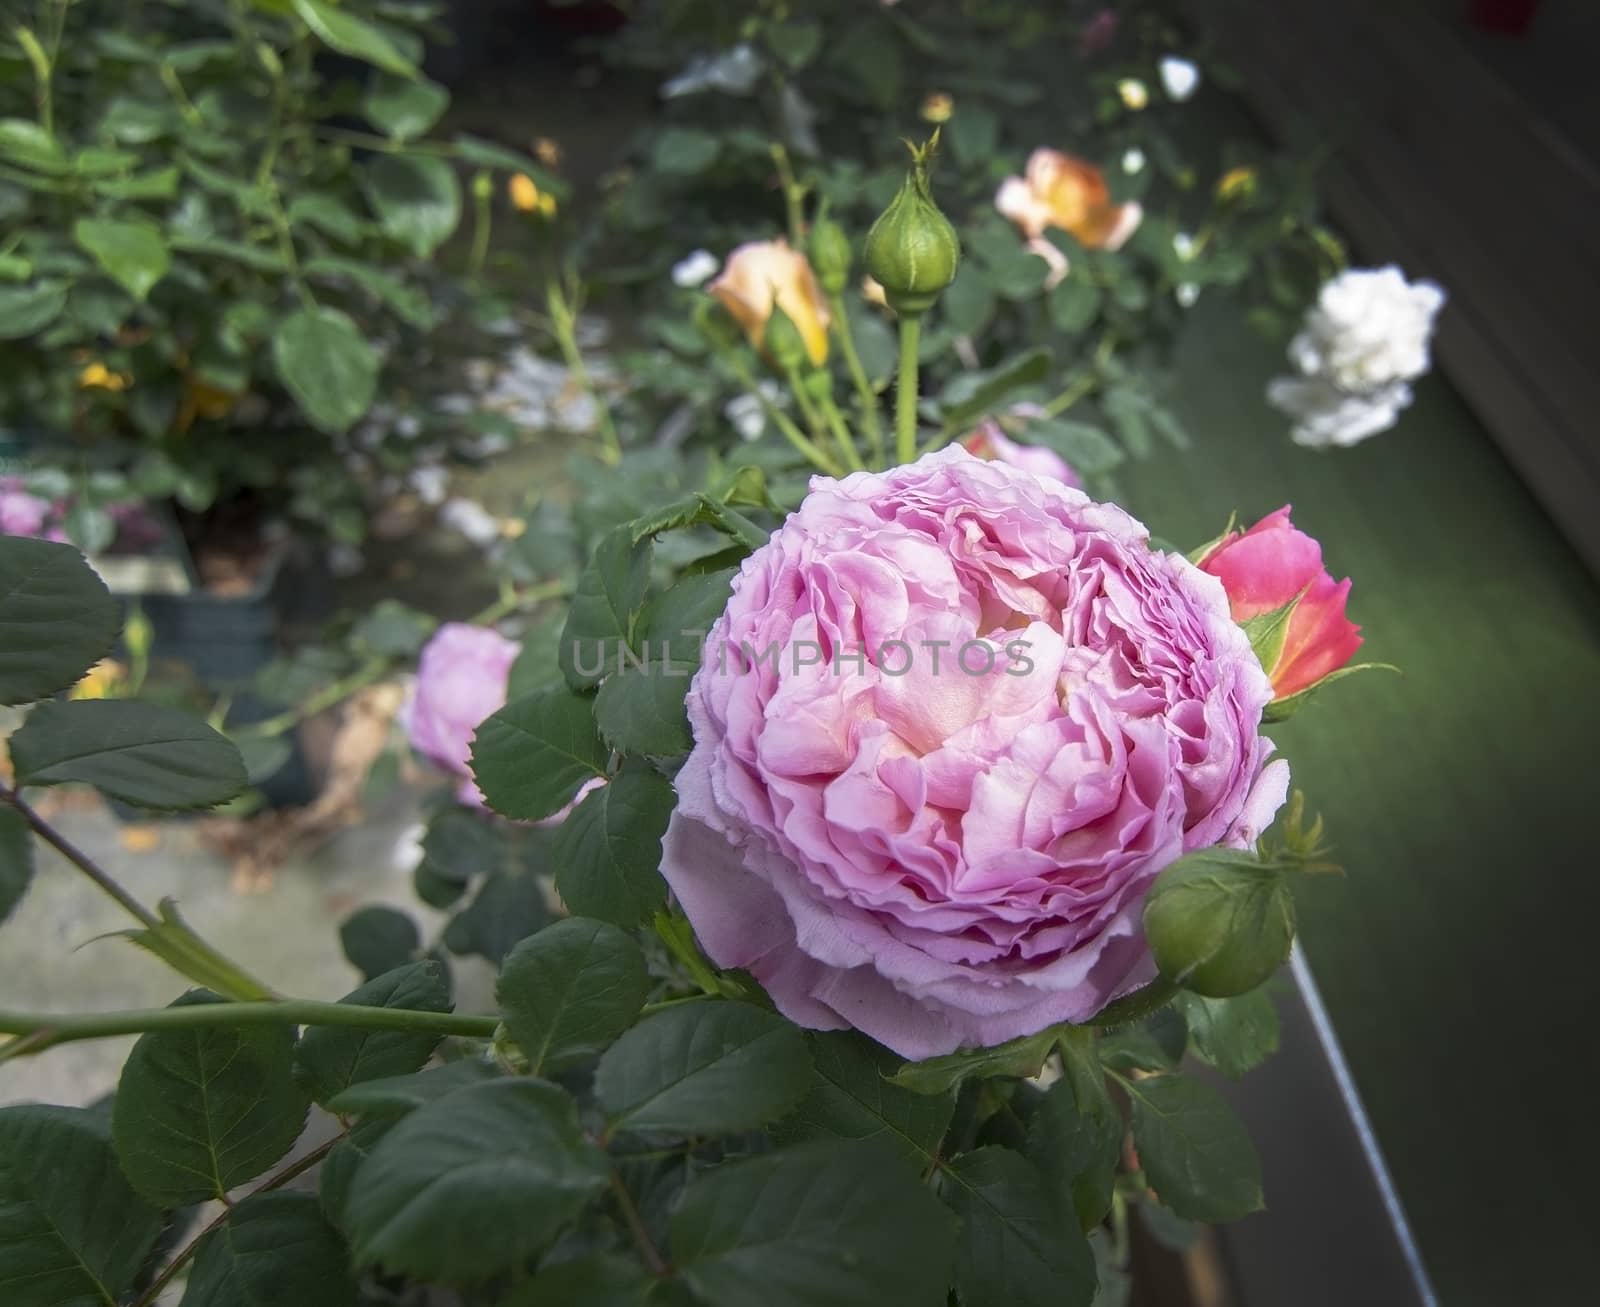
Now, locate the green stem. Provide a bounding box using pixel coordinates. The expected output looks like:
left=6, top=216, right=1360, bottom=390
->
left=130, top=1132, right=347, bottom=1307
left=0, top=784, right=159, bottom=929
left=547, top=280, right=622, bottom=465
left=609, top=1166, right=668, bottom=1276
left=769, top=141, right=806, bottom=247
left=783, top=365, right=829, bottom=444
left=816, top=387, right=866, bottom=472
left=467, top=170, right=492, bottom=279
left=1041, top=371, right=1099, bottom=419
left=827, top=292, right=886, bottom=466
left=236, top=654, right=388, bottom=739
left=0, top=999, right=501, bottom=1057
left=720, top=353, right=841, bottom=476
left=895, top=313, right=923, bottom=465
left=1091, top=977, right=1178, bottom=1030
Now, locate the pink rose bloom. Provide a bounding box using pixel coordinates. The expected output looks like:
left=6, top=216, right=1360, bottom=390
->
left=661, top=448, right=1287, bottom=1059
left=406, top=623, right=520, bottom=807
left=0, top=486, right=50, bottom=538
left=962, top=421, right=1082, bottom=489
left=1197, top=506, right=1362, bottom=701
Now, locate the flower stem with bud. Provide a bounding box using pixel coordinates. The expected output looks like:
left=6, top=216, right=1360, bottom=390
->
left=896, top=315, right=922, bottom=465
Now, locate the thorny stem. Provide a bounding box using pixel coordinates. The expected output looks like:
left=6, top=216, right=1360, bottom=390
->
left=0, top=783, right=160, bottom=929
left=826, top=292, right=886, bottom=466
left=895, top=313, right=923, bottom=466
left=609, top=1166, right=669, bottom=1276
left=0, top=999, right=501, bottom=1058
left=547, top=280, right=623, bottom=465
left=129, top=1133, right=348, bottom=1307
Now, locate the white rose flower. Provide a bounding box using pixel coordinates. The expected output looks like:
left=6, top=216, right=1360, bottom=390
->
left=1267, top=376, right=1414, bottom=449
left=1121, top=147, right=1146, bottom=174
left=672, top=249, right=720, bottom=289
left=1159, top=56, right=1201, bottom=102
left=1289, top=265, right=1446, bottom=391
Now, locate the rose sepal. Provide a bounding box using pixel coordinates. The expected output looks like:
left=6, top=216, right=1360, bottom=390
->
left=1260, top=660, right=1401, bottom=722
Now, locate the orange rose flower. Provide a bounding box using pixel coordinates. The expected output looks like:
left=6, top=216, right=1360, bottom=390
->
left=995, top=148, right=1143, bottom=285
left=708, top=239, right=831, bottom=367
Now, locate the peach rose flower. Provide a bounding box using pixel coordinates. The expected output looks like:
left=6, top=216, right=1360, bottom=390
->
left=708, top=239, right=831, bottom=366
left=995, top=149, right=1143, bottom=286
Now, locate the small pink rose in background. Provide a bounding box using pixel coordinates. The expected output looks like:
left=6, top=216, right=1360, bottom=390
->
left=661, top=447, right=1283, bottom=1059
left=0, top=490, right=50, bottom=538
left=406, top=622, right=520, bottom=807
left=962, top=420, right=1081, bottom=489
left=1197, top=506, right=1363, bottom=701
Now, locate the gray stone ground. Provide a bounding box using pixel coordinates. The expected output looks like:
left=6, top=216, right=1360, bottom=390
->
left=0, top=781, right=495, bottom=1109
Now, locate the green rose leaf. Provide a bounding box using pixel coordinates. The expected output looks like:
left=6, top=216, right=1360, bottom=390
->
left=363, top=72, right=450, bottom=141
left=471, top=686, right=608, bottom=823
left=272, top=306, right=380, bottom=435
left=939, top=1147, right=1098, bottom=1307
left=773, top=1031, right=955, bottom=1170
left=293, top=961, right=453, bottom=1105
left=303, top=256, right=435, bottom=330
left=327, top=1059, right=498, bottom=1119
left=0, top=1105, right=164, bottom=1307
left=551, top=764, right=674, bottom=928
left=361, top=154, right=461, bottom=257
left=889, top=1024, right=1059, bottom=1095
left=0, top=281, right=69, bottom=339
left=0, top=806, right=33, bottom=925
left=1175, top=989, right=1280, bottom=1079
left=559, top=525, right=653, bottom=690
left=338, top=905, right=422, bottom=981
left=0, top=117, right=67, bottom=172
left=496, top=917, right=651, bottom=1074
left=936, top=346, right=1052, bottom=429
left=0, top=536, right=121, bottom=705
left=595, top=1002, right=811, bottom=1136
left=290, top=0, right=417, bottom=76
left=1049, top=275, right=1103, bottom=332
left=346, top=1078, right=608, bottom=1279
left=638, top=568, right=736, bottom=667
left=653, top=127, right=721, bottom=175
left=180, top=1191, right=356, bottom=1307
left=593, top=665, right=693, bottom=760
left=500, top=1252, right=654, bottom=1307
left=1025, top=1068, right=1122, bottom=1231
left=9, top=700, right=248, bottom=811
left=670, top=1140, right=955, bottom=1307
left=72, top=217, right=169, bottom=301
left=318, top=1116, right=391, bottom=1234
left=1021, top=417, right=1126, bottom=477
left=442, top=867, right=551, bottom=964
left=1122, top=1072, right=1264, bottom=1221
left=113, top=992, right=311, bottom=1206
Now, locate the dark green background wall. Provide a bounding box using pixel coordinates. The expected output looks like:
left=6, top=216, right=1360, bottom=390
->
left=1125, top=298, right=1600, bottom=1306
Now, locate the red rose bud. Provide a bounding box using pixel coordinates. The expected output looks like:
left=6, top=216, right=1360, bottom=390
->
left=1197, top=506, right=1362, bottom=702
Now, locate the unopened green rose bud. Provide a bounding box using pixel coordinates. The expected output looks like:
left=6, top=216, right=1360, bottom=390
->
left=864, top=134, right=960, bottom=315
left=763, top=302, right=810, bottom=375
left=470, top=169, right=493, bottom=202
left=809, top=214, right=853, bottom=297
left=1143, top=850, right=1295, bottom=997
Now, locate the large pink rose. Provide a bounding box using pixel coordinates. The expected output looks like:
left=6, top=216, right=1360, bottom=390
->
left=406, top=623, right=519, bottom=806
left=661, top=448, right=1287, bottom=1059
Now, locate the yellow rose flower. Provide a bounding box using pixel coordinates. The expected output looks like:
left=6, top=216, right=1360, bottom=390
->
left=920, top=92, right=954, bottom=124
left=533, top=136, right=563, bottom=167
left=77, top=361, right=131, bottom=392
left=708, top=239, right=832, bottom=367
left=1118, top=78, right=1150, bottom=110
left=508, top=173, right=543, bottom=213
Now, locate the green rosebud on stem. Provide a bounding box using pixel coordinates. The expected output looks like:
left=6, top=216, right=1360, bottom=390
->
left=763, top=303, right=811, bottom=376
left=1142, top=848, right=1296, bottom=997
left=864, top=132, right=960, bottom=316
left=809, top=211, right=854, bottom=297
